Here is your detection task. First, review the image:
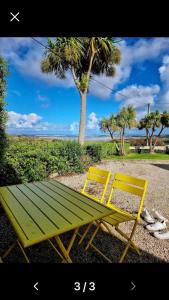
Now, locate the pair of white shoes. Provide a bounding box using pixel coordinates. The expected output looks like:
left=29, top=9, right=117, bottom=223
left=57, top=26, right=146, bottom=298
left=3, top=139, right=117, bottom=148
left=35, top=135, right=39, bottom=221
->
left=141, top=208, right=169, bottom=240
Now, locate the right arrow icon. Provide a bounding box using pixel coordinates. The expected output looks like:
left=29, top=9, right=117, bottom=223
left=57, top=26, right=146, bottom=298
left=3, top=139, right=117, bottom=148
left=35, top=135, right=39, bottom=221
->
left=131, top=281, right=136, bottom=291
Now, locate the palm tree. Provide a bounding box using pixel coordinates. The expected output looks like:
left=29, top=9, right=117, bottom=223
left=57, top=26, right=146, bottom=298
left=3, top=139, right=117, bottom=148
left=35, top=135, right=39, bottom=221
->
left=41, top=37, right=121, bottom=145
left=139, top=111, right=169, bottom=153
left=99, top=114, right=119, bottom=140
left=116, top=105, right=137, bottom=155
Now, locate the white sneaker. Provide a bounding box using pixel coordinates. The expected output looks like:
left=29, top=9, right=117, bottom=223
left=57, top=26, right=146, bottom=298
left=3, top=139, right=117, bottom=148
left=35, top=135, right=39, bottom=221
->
left=141, top=208, right=155, bottom=224
left=152, top=209, right=168, bottom=223
left=146, top=220, right=167, bottom=232
left=153, top=231, right=169, bottom=240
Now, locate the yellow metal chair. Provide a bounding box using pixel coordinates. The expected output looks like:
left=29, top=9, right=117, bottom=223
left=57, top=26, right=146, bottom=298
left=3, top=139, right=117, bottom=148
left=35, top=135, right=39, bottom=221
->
left=82, top=172, right=148, bottom=263
left=81, top=167, right=111, bottom=203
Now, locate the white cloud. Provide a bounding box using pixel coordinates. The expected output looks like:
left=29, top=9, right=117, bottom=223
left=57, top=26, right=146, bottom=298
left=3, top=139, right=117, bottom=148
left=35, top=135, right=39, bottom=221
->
left=87, top=112, right=99, bottom=129
left=7, top=111, right=71, bottom=132
left=70, top=112, right=99, bottom=133
left=114, top=84, right=160, bottom=121
left=0, top=37, right=74, bottom=88
left=70, top=121, right=79, bottom=133
left=7, top=111, right=42, bottom=129
left=159, top=55, right=169, bottom=86
left=2, top=37, right=169, bottom=101
left=90, top=38, right=169, bottom=99
left=115, top=84, right=160, bottom=109
left=158, top=55, right=169, bottom=110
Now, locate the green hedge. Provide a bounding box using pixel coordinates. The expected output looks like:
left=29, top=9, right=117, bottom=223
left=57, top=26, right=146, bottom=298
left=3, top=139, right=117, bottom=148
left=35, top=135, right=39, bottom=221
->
left=0, top=138, right=130, bottom=186
left=84, top=144, right=102, bottom=162
left=84, top=141, right=130, bottom=158
left=0, top=140, right=87, bottom=186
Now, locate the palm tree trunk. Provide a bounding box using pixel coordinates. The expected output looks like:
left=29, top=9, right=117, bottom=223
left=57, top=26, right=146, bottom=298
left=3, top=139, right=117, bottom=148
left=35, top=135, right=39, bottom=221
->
left=108, top=127, right=114, bottom=140
left=122, top=130, right=126, bottom=156
left=119, top=130, right=124, bottom=156
left=146, top=128, right=149, bottom=146
left=78, top=92, right=86, bottom=145
left=149, top=136, right=154, bottom=153
left=78, top=38, right=96, bottom=145
left=153, top=125, right=165, bottom=149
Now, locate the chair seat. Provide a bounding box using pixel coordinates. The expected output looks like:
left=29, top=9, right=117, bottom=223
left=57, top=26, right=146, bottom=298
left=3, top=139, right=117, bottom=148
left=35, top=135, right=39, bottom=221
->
left=103, top=205, right=136, bottom=226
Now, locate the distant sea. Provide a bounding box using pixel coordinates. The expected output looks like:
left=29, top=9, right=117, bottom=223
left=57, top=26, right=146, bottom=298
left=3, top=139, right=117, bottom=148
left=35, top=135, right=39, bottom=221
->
left=18, top=134, right=112, bottom=141
left=11, top=133, right=152, bottom=142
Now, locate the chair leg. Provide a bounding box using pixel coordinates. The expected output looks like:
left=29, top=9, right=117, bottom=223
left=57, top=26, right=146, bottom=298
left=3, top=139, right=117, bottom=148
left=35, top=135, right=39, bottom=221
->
left=115, top=226, right=141, bottom=256
left=119, top=221, right=138, bottom=263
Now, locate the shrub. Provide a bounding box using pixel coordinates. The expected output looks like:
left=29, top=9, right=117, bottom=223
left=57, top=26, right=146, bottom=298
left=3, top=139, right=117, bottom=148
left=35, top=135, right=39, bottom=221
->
left=0, top=139, right=86, bottom=186
left=80, top=154, right=92, bottom=169
left=84, top=144, right=102, bottom=162
left=57, top=141, right=84, bottom=174
left=100, top=142, right=116, bottom=157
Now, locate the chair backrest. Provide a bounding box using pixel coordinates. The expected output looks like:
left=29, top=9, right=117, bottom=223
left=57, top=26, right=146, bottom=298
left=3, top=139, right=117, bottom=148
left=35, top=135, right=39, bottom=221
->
left=107, top=172, right=148, bottom=220
left=82, top=167, right=111, bottom=203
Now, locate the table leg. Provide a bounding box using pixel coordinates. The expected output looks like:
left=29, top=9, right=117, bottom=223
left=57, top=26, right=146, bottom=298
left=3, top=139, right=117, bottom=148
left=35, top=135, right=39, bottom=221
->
left=55, top=236, right=72, bottom=263
left=17, top=240, right=30, bottom=263
left=2, top=241, right=17, bottom=259
left=55, top=228, right=79, bottom=263
left=67, top=228, right=79, bottom=254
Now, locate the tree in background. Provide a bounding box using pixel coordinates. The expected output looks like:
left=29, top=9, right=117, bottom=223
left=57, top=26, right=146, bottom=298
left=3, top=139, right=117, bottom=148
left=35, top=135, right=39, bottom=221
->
left=41, top=37, right=121, bottom=145
left=99, top=114, right=120, bottom=140
left=0, top=56, right=8, bottom=164
left=116, top=105, right=137, bottom=155
left=138, top=111, right=169, bottom=153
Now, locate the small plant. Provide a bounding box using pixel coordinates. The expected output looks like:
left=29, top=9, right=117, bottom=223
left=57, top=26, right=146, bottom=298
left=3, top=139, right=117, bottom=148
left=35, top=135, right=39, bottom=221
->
left=84, top=144, right=102, bottom=162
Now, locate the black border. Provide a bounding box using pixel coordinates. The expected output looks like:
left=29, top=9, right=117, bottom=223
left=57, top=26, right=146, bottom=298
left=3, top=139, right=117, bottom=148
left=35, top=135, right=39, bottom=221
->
left=0, top=3, right=169, bottom=36
left=0, top=263, right=169, bottom=297
left=0, top=3, right=169, bottom=298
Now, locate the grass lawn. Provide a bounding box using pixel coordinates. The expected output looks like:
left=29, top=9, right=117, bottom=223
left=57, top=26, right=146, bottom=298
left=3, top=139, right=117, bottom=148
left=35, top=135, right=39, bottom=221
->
left=106, top=153, right=169, bottom=160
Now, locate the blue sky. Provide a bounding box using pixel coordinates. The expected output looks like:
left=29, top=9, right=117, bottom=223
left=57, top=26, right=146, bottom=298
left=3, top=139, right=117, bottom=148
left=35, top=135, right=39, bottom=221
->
left=1, top=37, right=169, bottom=136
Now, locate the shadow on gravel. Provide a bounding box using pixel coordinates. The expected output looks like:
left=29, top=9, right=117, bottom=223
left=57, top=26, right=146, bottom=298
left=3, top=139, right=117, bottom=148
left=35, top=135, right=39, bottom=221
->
left=0, top=215, right=167, bottom=263
left=152, top=164, right=169, bottom=171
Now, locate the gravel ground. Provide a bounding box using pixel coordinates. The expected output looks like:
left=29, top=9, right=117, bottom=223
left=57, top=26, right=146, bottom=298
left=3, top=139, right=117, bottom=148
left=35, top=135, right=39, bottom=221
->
left=0, top=159, right=169, bottom=263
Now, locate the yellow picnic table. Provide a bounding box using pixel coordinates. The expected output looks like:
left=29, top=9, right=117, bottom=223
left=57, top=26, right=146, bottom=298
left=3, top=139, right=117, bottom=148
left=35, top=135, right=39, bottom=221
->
left=0, top=179, right=112, bottom=263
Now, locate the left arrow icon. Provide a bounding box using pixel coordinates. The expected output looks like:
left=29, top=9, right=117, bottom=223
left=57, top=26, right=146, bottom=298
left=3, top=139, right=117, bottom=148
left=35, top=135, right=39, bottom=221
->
left=34, top=282, right=39, bottom=291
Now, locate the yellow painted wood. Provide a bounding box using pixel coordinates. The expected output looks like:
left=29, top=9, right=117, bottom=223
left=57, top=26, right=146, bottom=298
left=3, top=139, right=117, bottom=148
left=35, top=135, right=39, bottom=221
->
left=81, top=167, right=111, bottom=203
left=87, top=173, right=108, bottom=184
left=88, top=167, right=111, bottom=177
left=49, top=179, right=110, bottom=211
left=42, top=181, right=105, bottom=217
left=18, top=183, right=73, bottom=228
left=81, top=172, right=148, bottom=263
left=26, top=182, right=82, bottom=224
left=8, top=185, right=57, bottom=234
left=0, top=180, right=112, bottom=249
left=112, top=181, right=143, bottom=196
left=0, top=187, right=44, bottom=246
left=114, top=173, right=146, bottom=187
